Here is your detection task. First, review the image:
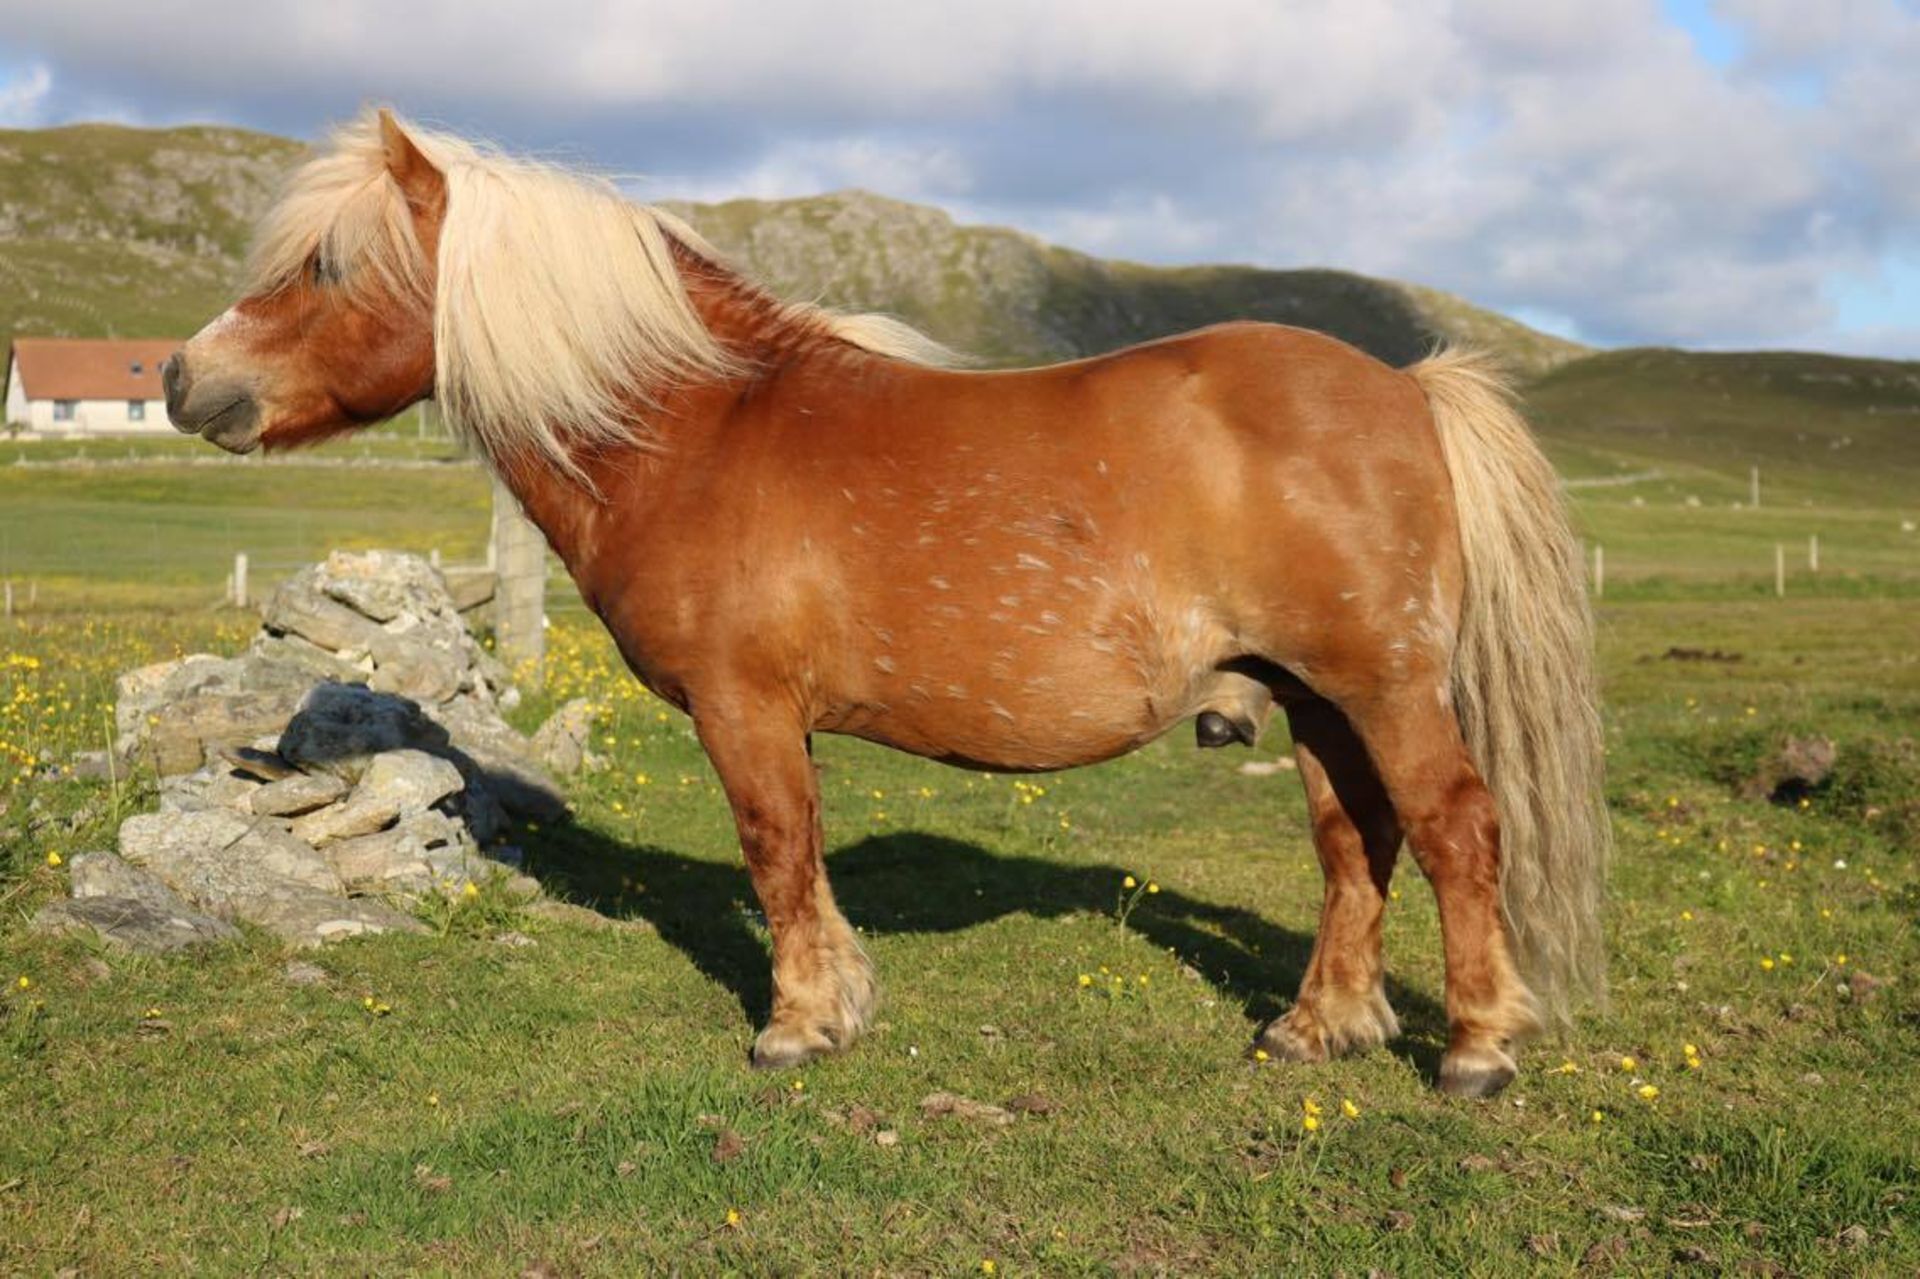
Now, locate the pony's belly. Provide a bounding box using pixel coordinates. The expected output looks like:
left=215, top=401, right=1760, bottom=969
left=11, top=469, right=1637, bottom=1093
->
left=839, top=688, right=1166, bottom=772
left=823, top=628, right=1241, bottom=772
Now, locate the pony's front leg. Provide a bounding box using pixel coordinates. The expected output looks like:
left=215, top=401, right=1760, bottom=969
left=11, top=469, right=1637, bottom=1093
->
left=695, top=708, right=878, bottom=1068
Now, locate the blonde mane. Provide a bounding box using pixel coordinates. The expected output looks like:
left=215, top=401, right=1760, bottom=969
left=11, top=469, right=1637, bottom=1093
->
left=246, top=109, right=953, bottom=481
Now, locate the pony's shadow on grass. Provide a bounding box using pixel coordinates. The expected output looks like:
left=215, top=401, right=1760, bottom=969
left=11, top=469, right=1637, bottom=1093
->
left=527, top=822, right=1448, bottom=1074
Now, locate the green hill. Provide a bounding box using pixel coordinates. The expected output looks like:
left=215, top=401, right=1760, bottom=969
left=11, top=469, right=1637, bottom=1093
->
left=1526, top=348, right=1920, bottom=504
left=0, top=123, right=303, bottom=342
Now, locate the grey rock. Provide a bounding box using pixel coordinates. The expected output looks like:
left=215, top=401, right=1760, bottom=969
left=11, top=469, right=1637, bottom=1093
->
left=290, top=796, right=398, bottom=847
left=328, top=810, right=478, bottom=895
left=34, top=895, right=240, bottom=953
left=531, top=698, right=597, bottom=776
left=221, top=878, right=426, bottom=947
left=356, top=748, right=465, bottom=812
left=266, top=551, right=492, bottom=706
left=158, top=760, right=263, bottom=813
left=366, top=632, right=465, bottom=703
left=246, top=631, right=367, bottom=684
left=70, top=851, right=184, bottom=907
left=289, top=748, right=463, bottom=846
left=49, top=851, right=242, bottom=952
left=283, top=959, right=328, bottom=985
left=249, top=771, right=349, bottom=817
left=119, top=809, right=342, bottom=902
left=261, top=583, right=385, bottom=656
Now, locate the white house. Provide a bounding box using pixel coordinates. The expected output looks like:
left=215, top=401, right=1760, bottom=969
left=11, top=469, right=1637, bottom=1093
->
left=4, top=337, right=183, bottom=436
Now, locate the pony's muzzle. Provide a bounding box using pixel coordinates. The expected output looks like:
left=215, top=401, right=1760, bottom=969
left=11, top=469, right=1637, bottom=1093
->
left=164, top=354, right=262, bottom=453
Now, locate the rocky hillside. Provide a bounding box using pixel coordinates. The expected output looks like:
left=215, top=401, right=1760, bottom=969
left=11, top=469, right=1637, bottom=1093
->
left=0, top=122, right=1583, bottom=375
left=669, top=191, right=1588, bottom=375
left=0, top=123, right=302, bottom=343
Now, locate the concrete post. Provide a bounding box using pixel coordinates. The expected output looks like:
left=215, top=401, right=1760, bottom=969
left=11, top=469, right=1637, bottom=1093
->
left=490, top=473, right=546, bottom=685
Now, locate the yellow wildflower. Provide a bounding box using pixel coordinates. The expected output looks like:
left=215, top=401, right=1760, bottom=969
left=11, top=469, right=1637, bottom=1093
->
left=15, top=975, right=31, bottom=991
left=1077, top=974, right=1092, bottom=988
left=1302, top=1115, right=1321, bottom=1133
left=1303, top=1098, right=1324, bottom=1117
left=1619, top=1056, right=1637, bottom=1072
left=1254, top=1048, right=1270, bottom=1062
left=725, top=1208, right=741, bottom=1228
left=1341, top=1098, right=1361, bottom=1119
left=427, top=1092, right=440, bottom=1107
left=462, top=882, right=479, bottom=899
left=791, top=1079, right=805, bottom=1092
left=1637, top=1084, right=1659, bottom=1101
left=45, top=850, right=62, bottom=867
left=1122, top=875, right=1137, bottom=889
left=1591, top=1110, right=1604, bottom=1124
left=982, top=1263, right=996, bottom=1276
left=1146, top=882, right=1160, bottom=894
left=1759, top=957, right=1775, bottom=971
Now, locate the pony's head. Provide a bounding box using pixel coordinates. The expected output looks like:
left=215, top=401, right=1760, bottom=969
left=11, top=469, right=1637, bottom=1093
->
left=170, top=108, right=949, bottom=476
left=165, top=110, right=445, bottom=454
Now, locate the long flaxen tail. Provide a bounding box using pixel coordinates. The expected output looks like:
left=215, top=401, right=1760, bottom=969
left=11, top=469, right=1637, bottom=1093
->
left=1409, top=348, right=1610, bottom=1028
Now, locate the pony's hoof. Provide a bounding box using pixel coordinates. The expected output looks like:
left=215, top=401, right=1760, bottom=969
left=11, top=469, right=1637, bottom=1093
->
left=750, top=1022, right=836, bottom=1070
left=1253, top=1013, right=1330, bottom=1063
left=1438, top=1045, right=1518, bottom=1098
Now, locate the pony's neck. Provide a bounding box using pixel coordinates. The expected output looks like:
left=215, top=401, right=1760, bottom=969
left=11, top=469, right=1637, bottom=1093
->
left=667, top=237, right=849, bottom=370
left=482, top=239, right=856, bottom=591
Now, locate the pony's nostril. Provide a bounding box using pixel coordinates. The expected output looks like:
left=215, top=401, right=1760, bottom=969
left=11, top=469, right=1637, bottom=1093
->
left=161, top=353, right=187, bottom=417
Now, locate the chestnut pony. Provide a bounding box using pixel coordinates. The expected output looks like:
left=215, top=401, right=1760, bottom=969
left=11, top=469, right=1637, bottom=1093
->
left=167, top=110, right=1606, bottom=1096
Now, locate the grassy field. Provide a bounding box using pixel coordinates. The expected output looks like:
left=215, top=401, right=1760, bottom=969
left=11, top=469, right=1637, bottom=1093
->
left=1, top=591, right=1916, bottom=1275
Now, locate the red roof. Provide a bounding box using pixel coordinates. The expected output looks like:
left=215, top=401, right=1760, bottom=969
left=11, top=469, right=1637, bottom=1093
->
left=8, top=338, right=182, bottom=401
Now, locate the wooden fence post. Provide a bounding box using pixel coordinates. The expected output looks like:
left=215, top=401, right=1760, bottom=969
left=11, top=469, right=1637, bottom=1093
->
left=490, top=474, right=546, bottom=685
left=232, top=552, right=249, bottom=609
left=1593, top=544, right=1604, bottom=599
left=1775, top=543, right=1785, bottom=598
left=1808, top=534, right=1819, bottom=572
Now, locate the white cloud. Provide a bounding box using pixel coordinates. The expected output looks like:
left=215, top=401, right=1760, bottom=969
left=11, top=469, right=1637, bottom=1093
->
left=637, top=137, right=973, bottom=205
left=3, top=0, right=1918, bottom=351
left=0, top=64, right=53, bottom=126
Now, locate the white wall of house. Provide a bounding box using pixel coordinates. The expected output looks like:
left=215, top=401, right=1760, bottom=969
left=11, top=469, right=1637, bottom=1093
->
left=4, top=365, right=170, bottom=435
left=4, top=362, right=29, bottom=431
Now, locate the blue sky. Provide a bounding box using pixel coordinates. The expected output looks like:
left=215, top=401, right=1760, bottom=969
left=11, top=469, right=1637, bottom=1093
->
left=2, top=1, right=1915, bottom=357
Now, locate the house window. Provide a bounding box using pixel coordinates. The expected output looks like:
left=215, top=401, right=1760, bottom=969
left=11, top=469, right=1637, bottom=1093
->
left=128, top=400, right=146, bottom=421
left=52, top=400, right=76, bottom=421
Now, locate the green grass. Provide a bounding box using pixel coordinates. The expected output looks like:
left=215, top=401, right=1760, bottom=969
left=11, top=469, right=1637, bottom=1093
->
left=0, top=434, right=489, bottom=610
left=2, top=597, right=1916, bottom=1274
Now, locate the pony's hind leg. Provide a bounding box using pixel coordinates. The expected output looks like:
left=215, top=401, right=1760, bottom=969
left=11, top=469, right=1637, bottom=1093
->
left=1256, top=699, right=1403, bottom=1062
left=1341, top=682, right=1542, bottom=1097
left=694, top=708, right=878, bottom=1068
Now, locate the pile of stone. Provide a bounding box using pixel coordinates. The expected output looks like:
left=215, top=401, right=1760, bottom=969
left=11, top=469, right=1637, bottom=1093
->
left=37, top=550, right=594, bottom=952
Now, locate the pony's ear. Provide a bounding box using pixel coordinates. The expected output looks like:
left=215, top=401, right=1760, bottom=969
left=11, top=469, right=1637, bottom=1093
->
left=377, top=109, right=445, bottom=214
